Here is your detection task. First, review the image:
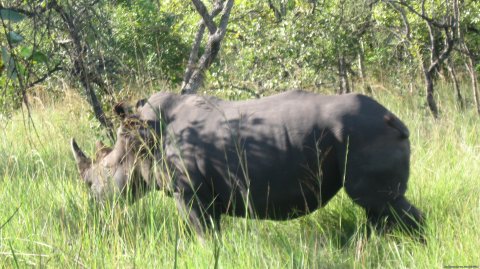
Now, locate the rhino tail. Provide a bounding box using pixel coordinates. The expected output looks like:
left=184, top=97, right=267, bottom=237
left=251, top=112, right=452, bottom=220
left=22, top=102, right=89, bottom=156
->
left=384, top=113, right=409, bottom=139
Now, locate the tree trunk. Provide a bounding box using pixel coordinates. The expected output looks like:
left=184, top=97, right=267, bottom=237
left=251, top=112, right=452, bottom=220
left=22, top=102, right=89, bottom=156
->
left=396, top=0, right=454, bottom=117
left=181, top=0, right=233, bottom=95
left=181, top=23, right=206, bottom=90
left=338, top=55, right=350, bottom=94
left=181, top=0, right=225, bottom=90
left=268, top=0, right=283, bottom=22
left=52, top=1, right=115, bottom=140
left=446, top=58, right=464, bottom=110
left=423, top=63, right=439, bottom=118
left=357, top=41, right=372, bottom=94
left=465, top=55, right=480, bottom=115
left=454, top=0, right=480, bottom=115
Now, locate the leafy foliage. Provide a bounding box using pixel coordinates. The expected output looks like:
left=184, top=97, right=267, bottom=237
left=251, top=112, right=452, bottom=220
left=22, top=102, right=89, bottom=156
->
left=0, top=0, right=479, bottom=115
left=109, top=0, right=190, bottom=83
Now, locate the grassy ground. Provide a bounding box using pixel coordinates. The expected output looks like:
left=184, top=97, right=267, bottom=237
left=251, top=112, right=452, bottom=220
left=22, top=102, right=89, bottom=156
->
left=0, top=85, right=479, bottom=268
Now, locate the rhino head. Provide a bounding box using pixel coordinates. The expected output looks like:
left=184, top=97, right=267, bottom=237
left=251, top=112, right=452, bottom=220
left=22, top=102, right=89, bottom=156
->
left=70, top=104, right=170, bottom=201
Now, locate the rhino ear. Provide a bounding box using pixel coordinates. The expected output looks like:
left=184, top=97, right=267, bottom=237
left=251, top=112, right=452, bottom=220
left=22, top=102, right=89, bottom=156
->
left=135, top=98, right=147, bottom=110
left=95, top=140, right=105, bottom=151
left=71, top=138, right=91, bottom=177
left=95, top=140, right=112, bottom=159
left=114, top=102, right=131, bottom=119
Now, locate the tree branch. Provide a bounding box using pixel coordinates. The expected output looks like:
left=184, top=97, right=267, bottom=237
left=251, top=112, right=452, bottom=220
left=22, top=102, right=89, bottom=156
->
left=268, top=0, right=283, bottom=22
left=0, top=2, right=56, bottom=18
left=388, top=1, right=411, bottom=39
left=181, top=1, right=225, bottom=90
left=181, top=0, right=234, bottom=94
left=216, top=0, right=234, bottom=38
left=26, top=63, right=63, bottom=88
left=51, top=0, right=115, bottom=141
left=428, top=26, right=454, bottom=72
left=386, top=0, right=452, bottom=28
left=191, top=0, right=218, bottom=34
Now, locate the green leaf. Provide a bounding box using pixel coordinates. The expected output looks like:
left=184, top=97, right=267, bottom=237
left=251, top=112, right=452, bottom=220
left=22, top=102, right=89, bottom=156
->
left=19, top=46, right=33, bottom=58
left=7, top=31, right=24, bottom=44
left=31, top=51, right=48, bottom=63
left=16, top=61, right=26, bottom=78
left=2, top=46, right=17, bottom=80
left=18, top=47, right=48, bottom=64
left=6, top=59, right=17, bottom=80
left=0, top=9, right=26, bottom=23
left=1, top=46, right=9, bottom=67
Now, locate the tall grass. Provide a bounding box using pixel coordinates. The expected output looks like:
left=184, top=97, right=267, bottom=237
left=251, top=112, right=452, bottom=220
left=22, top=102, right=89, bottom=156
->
left=1, top=85, right=479, bottom=268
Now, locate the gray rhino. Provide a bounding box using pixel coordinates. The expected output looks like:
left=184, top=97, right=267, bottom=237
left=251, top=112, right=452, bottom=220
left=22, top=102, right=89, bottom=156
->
left=71, top=90, right=423, bottom=236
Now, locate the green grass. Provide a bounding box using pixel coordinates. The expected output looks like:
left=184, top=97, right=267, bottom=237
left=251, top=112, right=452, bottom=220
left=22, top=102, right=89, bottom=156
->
left=1, top=86, right=479, bottom=268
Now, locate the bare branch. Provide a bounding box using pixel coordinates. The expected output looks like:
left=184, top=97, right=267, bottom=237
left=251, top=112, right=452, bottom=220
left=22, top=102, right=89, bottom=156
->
left=216, top=0, right=234, bottom=38
left=386, top=0, right=452, bottom=28
left=428, top=27, right=454, bottom=72
left=0, top=2, right=56, bottom=18
left=191, top=0, right=218, bottom=34
left=425, top=17, right=435, bottom=65
left=50, top=0, right=115, bottom=140
left=181, top=0, right=233, bottom=95
left=182, top=1, right=225, bottom=89
left=181, top=24, right=206, bottom=89
left=388, top=2, right=411, bottom=39
left=26, top=63, right=63, bottom=88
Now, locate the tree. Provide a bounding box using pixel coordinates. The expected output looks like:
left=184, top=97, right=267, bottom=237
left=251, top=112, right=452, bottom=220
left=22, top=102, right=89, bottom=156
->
left=455, top=0, right=480, bottom=115
left=181, top=0, right=234, bottom=95
left=383, top=0, right=456, bottom=117
left=2, top=0, right=480, bottom=121
left=51, top=0, right=116, bottom=139
left=0, top=1, right=117, bottom=139
left=0, top=4, right=60, bottom=116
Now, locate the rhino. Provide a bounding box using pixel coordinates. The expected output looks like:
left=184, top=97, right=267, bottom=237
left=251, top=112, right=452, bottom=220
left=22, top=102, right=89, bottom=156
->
left=71, top=90, right=423, bottom=236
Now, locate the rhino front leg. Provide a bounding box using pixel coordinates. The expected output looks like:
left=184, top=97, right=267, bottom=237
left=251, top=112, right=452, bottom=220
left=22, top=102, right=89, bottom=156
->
left=174, top=187, right=221, bottom=237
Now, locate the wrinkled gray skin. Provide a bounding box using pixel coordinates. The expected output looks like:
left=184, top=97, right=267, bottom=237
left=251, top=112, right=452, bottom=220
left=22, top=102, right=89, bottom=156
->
left=71, top=90, right=424, bottom=236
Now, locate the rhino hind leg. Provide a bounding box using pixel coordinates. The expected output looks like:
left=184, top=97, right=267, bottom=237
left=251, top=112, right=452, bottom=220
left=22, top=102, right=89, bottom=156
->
left=365, top=196, right=424, bottom=235
left=343, top=170, right=424, bottom=237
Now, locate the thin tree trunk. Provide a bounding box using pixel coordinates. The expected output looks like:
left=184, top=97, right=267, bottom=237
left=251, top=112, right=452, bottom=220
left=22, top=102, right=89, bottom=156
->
left=52, top=1, right=115, bottom=140
left=396, top=0, right=454, bottom=118
left=338, top=55, right=350, bottom=94
left=453, top=0, right=480, bottom=115
left=465, top=55, right=480, bottom=115
left=350, top=73, right=355, bottom=93
left=357, top=41, right=372, bottom=94
left=422, top=62, right=439, bottom=118
left=268, top=0, right=283, bottom=22
left=446, top=58, right=464, bottom=109
left=181, top=23, right=206, bottom=90
left=181, top=1, right=224, bottom=90
left=181, top=0, right=233, bottom=95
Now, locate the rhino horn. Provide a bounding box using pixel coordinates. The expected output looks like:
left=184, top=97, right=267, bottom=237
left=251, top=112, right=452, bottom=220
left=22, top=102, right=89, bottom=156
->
left=71, top=138, right=91, bottom=176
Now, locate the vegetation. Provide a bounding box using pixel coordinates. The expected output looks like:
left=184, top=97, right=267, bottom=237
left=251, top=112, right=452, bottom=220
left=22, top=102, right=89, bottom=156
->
left=1, top=1, right=479, bottom=120
left=1, top=0, right=479, bottom=268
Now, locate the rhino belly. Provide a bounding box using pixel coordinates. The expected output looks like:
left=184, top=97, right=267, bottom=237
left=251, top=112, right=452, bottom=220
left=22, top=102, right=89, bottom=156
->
left=220, top=159, right=342, bottom=220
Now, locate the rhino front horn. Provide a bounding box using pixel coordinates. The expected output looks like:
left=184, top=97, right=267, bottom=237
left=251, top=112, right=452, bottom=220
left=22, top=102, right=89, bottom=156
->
left=71, top=138, right=91, bottom=174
